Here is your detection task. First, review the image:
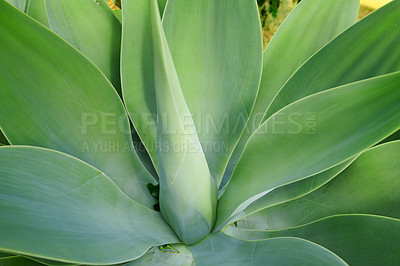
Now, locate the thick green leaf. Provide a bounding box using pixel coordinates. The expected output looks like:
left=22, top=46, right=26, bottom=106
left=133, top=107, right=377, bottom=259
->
left=190, top=233, right=347, bottom=266
left=216, top=72, right=400, bottom=230
left=224, top=0, right=360, bottom=188
left=127, top=245, right=193, bottom=266
left=161, top=0, right=263, bottom=185
left=226, top=215, right=400, bottom=266
left=150, top=0, right=216, bottom=245
left=0, top=146, right=178, bottom=265
left=26, top=0, right=50, bottom=28
left=265, top=0, right=400, bottom=119
left=121, top=0, right=159, bottom=171
left=45, top=0, right=122, bottom=93
left=239, top=157, right=357, bottom=221
left=0, top=1, right=155, bottom=207
left=238, top=140, right=400, bottom=230
left=122, top=0, right=262, bottom=183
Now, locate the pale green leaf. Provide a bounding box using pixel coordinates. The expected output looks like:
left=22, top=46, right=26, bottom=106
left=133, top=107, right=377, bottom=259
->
left=238, top=140, right=400, bottom=230
left=224, top=0, right=360, bottom=188
left=122, top=0, right=262, bottom=183
left=0, top=146, right=178, bottom=265
left=240, top=157, right=358, bottom=221
left=0, top=1, right=155, bottom=207
left=216, top=72, right=400, bottom=230
left=149, top=0, right=216, bottom=245
left=190, top=233, right=347, bottom=266
left=45, top=0, right=122, bottom=93
left=226, top=215, right=400, bottom=266
left=162, top=0, right=262, bottom=185
left=265, top=0, right=400, bottom=119
left=121, top=0, right=160, bottom=171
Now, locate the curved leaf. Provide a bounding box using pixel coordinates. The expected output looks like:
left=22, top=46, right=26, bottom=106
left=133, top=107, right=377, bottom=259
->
left=240, top=157, right=357, bottom=220
left=265, top=0, right=400, bottom=119
left=0, top=1, right=155, bottom=207
left=216, top=72, right=400, bottom=230
left=238, top=140, right=400, bottom=230
left=0, top=146, right=178, bottom=265
left=226, top=215, right=400, bottom=266
left=190, top=233, right=347, bottom=266
left=45, top=0, right=122, bottom=93
left=161, top=0, right=263, bottom=185
left=121, top=0, right=159, bottom=170
left=224, top=0, right=360, bottom=188
left=150, top=0, right=216, bottom=245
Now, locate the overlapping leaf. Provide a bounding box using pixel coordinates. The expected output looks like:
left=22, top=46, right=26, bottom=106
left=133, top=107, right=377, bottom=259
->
left=216, top=73, right=400, bottom=230
left=44, top=0, right=122, bottom=93
left=226, top=215, right=400, bottom=266
left=149, top=0, right=216, bottom=245
left=163, top=0, right=262, bottom=185
left=238, top=140, right=400, bottom=230
left=0, top=1, right=155, bottom=207
left=239, top=157, right=357, bottom=221
left=121, top=0, right=160, bottom=170
left=224, top=0, right=360, bottom=188
left=190, top=233, right=347, bottom=266
left=122, top=0, right=262, bottom=183
left=0, top=146, right=178, bottom=265
left=265, top=0, right=400, bottom=119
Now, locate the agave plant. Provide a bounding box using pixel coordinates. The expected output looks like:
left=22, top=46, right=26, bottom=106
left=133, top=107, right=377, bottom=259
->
left=0, top=0, right=399, bottom=265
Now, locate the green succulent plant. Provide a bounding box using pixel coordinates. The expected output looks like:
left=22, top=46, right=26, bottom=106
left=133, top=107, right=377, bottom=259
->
left=0, top=0, right=399, bottom=265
